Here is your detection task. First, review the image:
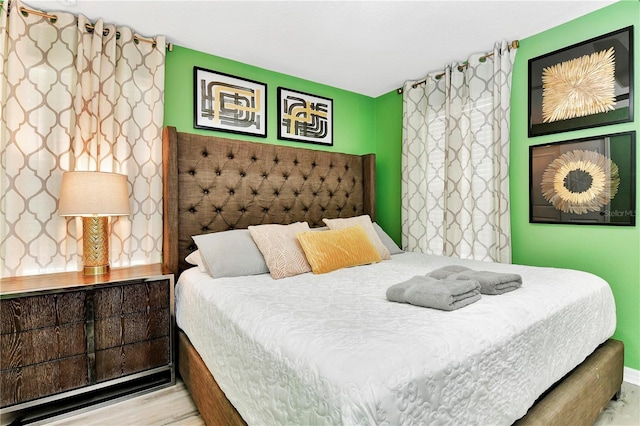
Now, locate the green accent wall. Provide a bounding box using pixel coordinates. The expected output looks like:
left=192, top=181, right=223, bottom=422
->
left=373, top=90, right=403, bottom=243
left=164, top=45, right=374, bottom=154
left=510, top=0, right=639, bottom=370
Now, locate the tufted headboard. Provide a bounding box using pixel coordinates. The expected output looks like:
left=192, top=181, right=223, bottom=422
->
left=162, top=126, right=376, bottom=275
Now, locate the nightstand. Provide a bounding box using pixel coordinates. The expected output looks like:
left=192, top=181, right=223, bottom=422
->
left=0, top=264, right=175, bottom=424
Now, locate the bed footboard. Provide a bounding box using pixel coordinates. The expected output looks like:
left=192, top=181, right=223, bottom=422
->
left=515, top=338, right=624, bottom=425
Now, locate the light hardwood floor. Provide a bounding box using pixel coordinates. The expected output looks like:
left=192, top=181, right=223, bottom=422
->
left=44, top=379, right=639, bottom=426
left=45, top=381, right=204, bottom=426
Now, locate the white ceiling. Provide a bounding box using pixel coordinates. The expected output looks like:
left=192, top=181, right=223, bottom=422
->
left=25, top=0, right=617, bottom=97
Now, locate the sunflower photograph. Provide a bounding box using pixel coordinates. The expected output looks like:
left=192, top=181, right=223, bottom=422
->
left=529, top=132, right=636, bottom=226
left=540, top=149, right=619, bottom=215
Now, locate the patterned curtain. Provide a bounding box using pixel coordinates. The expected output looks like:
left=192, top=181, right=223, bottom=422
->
left=0, top=0, right=165, bottom=277
left=401, top=41, right=516, bottom=263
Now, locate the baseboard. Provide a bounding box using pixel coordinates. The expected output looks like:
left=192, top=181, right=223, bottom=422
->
left=623, top=367, right=640, bottom=386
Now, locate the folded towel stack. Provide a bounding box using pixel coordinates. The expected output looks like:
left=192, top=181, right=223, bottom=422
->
left=426, top=265, right=470, bottom=280
left=426, top=265, right=522, bottom=295
left=386, top=276, right=481, bottom=311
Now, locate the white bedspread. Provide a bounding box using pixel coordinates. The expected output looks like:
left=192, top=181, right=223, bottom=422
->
left=175, top=252, right=616, bottom=425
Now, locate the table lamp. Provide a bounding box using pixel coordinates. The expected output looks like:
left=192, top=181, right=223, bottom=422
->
left=59, top=171, right=131, bottom=275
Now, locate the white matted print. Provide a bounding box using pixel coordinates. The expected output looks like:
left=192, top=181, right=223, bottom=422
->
left=278, top=87, right=333, bottom=146
left=194, top=67, right=267, bottom=137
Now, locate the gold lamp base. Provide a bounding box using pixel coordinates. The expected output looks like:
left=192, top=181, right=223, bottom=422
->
left=84, top=264, right=110, bottom=275
left=82, top=216, right=110, bottom=276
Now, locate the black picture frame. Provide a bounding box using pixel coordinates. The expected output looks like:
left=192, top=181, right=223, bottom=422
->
left=193, top=67, right=267, bottom=137
left=528, top=26, right=633, bottom=137
left=529, top=131, right=635, bottom=226
left=277, top=87, right=333, bottom=146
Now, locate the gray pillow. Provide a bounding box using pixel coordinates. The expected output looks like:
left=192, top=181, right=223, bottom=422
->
left=192, top=229, right=269, bottom=278
left=373, top=222, right=403, bottom=255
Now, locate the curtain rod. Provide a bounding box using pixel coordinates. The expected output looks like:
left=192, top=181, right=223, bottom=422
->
left=397, top=40, right=519, bottom=94
left=2, top=2, right=173, bottom=52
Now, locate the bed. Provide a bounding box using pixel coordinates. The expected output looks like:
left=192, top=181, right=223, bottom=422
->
left=161, top=126, right=623, bottom=425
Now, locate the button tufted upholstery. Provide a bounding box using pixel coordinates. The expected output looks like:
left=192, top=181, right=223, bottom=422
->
left=163, top=127, right=376, bottom=274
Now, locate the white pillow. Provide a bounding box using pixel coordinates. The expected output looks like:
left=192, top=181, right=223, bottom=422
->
left=185, top=250, right=207, bottom=273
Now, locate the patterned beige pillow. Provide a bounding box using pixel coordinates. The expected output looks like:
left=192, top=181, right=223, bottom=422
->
left=248, top=222, right=312, bottom=279
left=322, top=215, right=391, bottom=260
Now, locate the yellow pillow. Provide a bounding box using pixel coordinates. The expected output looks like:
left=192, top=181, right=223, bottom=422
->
left=322, top=215, right=391, bottom=260
left=296, top=225, right=382, bottom=274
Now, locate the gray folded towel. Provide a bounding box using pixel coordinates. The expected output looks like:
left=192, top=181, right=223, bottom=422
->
left=386, top=277, right=423, bottom=303
left=427, top=266, right=522, bottom=295
left=386, top=276, right=481, bottom=311
left=426, top=265, right=471, bottom=280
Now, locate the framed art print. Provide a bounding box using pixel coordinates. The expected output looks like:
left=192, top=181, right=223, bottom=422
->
left=277, top=87, right=333, bottom=146
left=529, top=131, right=635, bottom=226
left=194, top=67, right=267, bottom=137
left=528, top=26, right=633, bottom=137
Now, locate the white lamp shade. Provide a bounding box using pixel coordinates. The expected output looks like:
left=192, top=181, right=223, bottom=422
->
left=59, top=171, right=131, bottom=216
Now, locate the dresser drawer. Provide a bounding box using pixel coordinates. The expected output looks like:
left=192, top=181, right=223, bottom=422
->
left=96, top=336, right=171, bottom=382
left=94, top=279, right=170, bottom=318
left=1, top=354, right=89, bottom=407
left=94, top=309, right=170, bottom=350
left=0, top=291, right=86, bottom=333
left=0, top=323, right=86, bottom=370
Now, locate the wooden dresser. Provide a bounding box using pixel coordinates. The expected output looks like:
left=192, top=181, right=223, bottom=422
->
left=0, top=264, right=174, bottom=424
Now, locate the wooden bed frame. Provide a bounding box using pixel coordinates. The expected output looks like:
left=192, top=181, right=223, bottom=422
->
left=162, top=126, right=623, bottom=425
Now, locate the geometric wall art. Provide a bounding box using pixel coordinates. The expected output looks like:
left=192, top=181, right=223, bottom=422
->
left=194, top=67, right=267, bottom=137
left=277, top=87, right=333, bottom=146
